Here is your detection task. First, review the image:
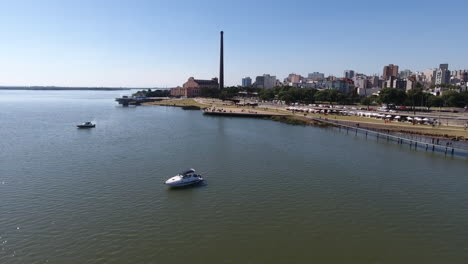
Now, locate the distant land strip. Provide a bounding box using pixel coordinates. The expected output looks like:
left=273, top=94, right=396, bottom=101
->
left=0, top=86, right=170, bottom=91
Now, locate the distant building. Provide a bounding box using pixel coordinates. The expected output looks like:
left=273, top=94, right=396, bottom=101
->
left=399, top=69, right=412, bottom=79
left=406, top=77, right=416, bottom=92
left=263, top=74, right=277, bottom=89
left=368, top=75, right=380, bottom=88
left=393, top=79, right=407, bottom=90
left=275, top=79, right=283, bottom=87
left=254, top=76, right=265, bottom=89
left=435, top=64, right=450, bottom=85
left=283, top=73, right=302, bottom=86
left=171, top=77, right=218, bottom=97
left=384, top=76, right=396, bottom=88
left=308, top=72, right=325, bottom=80
left=383, top=64, right=399, bottom=80
left=170, top=86, right=184, bottom=97
left=451, top=70, right=468, bottom=80
left=423, top=68, right=436, bottom=85
left=344, top=70, right=355, bottom=79
left=254, top=74, right=276, bottom=89
left=242, top=77, right=252, bottom=87
left=354, top=78, right=367, bottom=89
left=324, top=79, right=351, bottom=94
left=451, top=70, right=468, bottom=82
left=357, top=87, right=381, bottom=96
left=289, top=73, right=302, bottom=83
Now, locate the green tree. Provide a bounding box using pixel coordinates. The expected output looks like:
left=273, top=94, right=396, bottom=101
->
left=378, top=88, right=407, bottom=105
left=336, top=92, right=347, bottom=105
left=328, top=90, right=339, bottom=105
left=441, top=90, right=464, bottom=107
left=303, top=88, right=317, bottom=104
left=200, top=87, right=220, bottom=98
left=259, top=89, right=275, bottom=101
left=427, top=95, right=444, bottom=108
left=218, top=90, right=230, bottom=101
left=314, top=90, right=329, bottom=103
left=278, top=90, right=294, bottom=103
left=361, top=96, right=373, bottom=109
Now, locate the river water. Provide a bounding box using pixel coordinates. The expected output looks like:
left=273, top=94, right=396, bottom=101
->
left=0, top=90, right=467, bottom=264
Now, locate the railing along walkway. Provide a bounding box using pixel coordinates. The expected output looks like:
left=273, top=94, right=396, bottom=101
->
left=310, top=117, right=468, bottom=158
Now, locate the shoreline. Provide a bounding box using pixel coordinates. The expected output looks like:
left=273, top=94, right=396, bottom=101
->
left=143, top=98, right=468, bottom=142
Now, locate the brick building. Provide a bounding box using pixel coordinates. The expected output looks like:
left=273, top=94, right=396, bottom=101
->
left=170, top=77, right=219, bottom=97
left=383, top=64, right=399, bottom=80
left=170, top=86, right=184, bottom=97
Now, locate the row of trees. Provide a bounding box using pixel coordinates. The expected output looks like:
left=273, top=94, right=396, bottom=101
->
left=367, top=88, right=468, bottom=108
left=200, top=86, right=260, bottom=100
left=430, top=84, right=462, bottom=89
left=162, top=85, right=468, bottom=108
left=133, top=89, right=170, bottom=97
left=259, top=86, right=361, bottom=105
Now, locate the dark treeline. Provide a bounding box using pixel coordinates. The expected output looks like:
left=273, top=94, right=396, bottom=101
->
left=376, top=88, right=468, bottom=108
left=201, top=86, right=259, bottom=100
left=259, top=86, right=360, bottom=105
left=430, top=84, right=462, bottom=89
left=201, top=86, right=359, bottom=105
left=214, top=86, right=468, bottom=108
left=133, top=89, right=170, bottom=97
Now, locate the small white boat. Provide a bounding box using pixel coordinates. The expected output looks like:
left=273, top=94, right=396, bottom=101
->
left=165, top=168, right=203, bottom=187
left=77, top=121, right=95, bottom=128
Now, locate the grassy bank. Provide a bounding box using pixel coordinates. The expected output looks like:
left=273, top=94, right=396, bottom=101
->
left=270, top=115, right=333, bottom=127
left=143, top=98, right=208, bottom=109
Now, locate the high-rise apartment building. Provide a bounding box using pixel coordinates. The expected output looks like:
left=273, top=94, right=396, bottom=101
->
left=368, top=75, right=380, bottom=88
left=307, top=72, right=325, bottom=80
left=423, top=69, right=436, bottom=85
left=383, top=64, right=399, bottom=80
left=263, top=74, right=277, bottom=89
left=399, top=69, right=412, bottom=79
left=242, top=77, right=252, bottom=87
left=289, top=73, right=302, bottom=83
left=254, top=74, right=276, bottom=89
left=344, top=70, right=355, bottom=79
left=435, top=64, right=450, bottom=85
left=451, top=70, right=468, bottom=80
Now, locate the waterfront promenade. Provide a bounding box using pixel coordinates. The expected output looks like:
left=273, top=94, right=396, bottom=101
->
left=203, top=107, right=285, bottom=118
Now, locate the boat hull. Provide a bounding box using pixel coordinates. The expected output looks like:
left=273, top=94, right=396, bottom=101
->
left=77, top=125, right=95, bottom=128
left=165, top=178, right=203, bottom=188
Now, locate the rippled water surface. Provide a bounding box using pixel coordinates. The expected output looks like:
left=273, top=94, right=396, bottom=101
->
left=1, top=90, right=467, bottom=264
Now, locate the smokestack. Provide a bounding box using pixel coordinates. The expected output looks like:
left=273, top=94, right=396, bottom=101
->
left=219, top=31, right=224, bottom=89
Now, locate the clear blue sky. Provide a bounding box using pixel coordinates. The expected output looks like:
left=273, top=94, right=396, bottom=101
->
left=0, top=0, right=467, bottom=87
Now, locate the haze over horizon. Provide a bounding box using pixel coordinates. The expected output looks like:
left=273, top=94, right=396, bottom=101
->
left=1, top=0, right=467, bottom=88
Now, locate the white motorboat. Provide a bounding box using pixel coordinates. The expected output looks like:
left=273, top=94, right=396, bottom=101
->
left=165, top=168, right=203, bottom=187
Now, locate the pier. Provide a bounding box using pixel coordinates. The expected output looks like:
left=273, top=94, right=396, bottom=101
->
left=115, top=96, right=169, bottom=106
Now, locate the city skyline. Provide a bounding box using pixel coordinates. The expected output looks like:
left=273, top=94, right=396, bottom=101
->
left=1, top=0, right=467, bottom=87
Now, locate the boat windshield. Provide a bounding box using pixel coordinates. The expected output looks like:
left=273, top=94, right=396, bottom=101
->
left=180, top=169, right=195, bottom=175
